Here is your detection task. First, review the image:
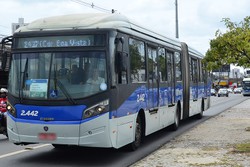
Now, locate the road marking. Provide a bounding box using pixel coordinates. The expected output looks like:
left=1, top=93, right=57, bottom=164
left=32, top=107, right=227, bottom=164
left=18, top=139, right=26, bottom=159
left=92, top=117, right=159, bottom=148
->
left=25, top=144, right=51, bottom=150
left=0, top=144, right=50, bottom=159
left=0, top=150, right=29, bottom=159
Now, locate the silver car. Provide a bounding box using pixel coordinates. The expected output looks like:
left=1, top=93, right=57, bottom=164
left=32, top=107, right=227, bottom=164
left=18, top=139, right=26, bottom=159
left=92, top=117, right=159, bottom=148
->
left=218, top=88, right=229, bottom=97
left=233, top=87, right=242, bottom=94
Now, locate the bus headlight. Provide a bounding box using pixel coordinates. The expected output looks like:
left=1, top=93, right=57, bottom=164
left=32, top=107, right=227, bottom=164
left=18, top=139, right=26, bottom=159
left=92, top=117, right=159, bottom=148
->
left=83, top=100, right=109, bottom=119
left=7, top=102, right=16, bottom=117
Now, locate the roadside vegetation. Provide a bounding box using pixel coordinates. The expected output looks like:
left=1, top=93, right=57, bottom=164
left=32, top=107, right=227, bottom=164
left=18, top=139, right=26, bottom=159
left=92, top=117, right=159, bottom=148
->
left=204, top=16, right=250, bottom=71
left=233, top=142, right=250, bottom=153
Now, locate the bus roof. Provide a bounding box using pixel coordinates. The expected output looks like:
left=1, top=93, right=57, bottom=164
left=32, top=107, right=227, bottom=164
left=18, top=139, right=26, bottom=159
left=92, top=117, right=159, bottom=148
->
left=16, top=13, right=181, bottom=45
left=17, top=13, right=132, bottom=32
left=15, top=13, right=203, bottom=58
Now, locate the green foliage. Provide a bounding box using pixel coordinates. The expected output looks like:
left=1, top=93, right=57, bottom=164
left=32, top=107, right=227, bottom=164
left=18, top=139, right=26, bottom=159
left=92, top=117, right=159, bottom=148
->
left=204, top=16, right=250, bottom=71
left=234, top=142, right=250, bottom=153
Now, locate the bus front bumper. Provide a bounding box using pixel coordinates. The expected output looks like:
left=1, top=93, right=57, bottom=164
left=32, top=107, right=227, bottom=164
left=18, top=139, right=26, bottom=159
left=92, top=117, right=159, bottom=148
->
left=7, top=113, right=113, bottom=148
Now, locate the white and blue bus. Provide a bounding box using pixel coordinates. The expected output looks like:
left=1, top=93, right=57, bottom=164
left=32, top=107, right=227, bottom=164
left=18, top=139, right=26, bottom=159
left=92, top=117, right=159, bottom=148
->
left=2, top=13, right=211, bottom=150
left=242, top=78, right=250, bottom=96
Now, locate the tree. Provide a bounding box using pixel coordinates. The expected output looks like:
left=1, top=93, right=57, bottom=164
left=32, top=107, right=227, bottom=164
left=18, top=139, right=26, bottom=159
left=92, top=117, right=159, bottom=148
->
left=204, top=16, right=250, bottom=71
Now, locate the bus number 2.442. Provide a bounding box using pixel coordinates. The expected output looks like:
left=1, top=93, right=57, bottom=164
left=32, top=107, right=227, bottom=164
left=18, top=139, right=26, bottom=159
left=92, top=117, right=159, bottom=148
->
left=20, top=110, right=39, bottom=117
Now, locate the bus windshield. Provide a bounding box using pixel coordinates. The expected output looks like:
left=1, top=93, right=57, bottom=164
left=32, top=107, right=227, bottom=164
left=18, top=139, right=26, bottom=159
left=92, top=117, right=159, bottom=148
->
left=8, top=51, right=107, bottom=100
left=242, top=81, right=250, bottom=90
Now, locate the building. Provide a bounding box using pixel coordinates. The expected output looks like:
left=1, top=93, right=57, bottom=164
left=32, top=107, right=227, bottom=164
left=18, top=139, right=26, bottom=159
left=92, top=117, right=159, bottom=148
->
left=12, top=18, right=28, bottom=34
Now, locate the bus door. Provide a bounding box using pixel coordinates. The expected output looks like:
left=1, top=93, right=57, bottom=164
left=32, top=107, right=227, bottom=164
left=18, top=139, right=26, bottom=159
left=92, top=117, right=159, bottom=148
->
left=190, top=57, right=199, bottom=101
left=147, top=46, right=159, bottom=111
left=167, top=51, right=175, bottom=106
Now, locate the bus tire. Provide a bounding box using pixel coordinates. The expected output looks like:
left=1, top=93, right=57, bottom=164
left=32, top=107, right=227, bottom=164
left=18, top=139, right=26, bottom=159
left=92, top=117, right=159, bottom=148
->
left=130, top=116, right=142, bottom=151
left=171, top=106, right=180, bottom=131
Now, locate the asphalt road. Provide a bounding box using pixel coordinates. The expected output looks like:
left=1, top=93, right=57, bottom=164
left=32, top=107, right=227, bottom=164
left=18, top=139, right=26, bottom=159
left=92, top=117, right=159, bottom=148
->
left=0, top=94, right=247, bottom=167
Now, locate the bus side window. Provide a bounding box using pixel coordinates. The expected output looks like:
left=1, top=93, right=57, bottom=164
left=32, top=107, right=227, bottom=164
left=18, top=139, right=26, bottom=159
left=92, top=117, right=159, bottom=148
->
left=129, top=38, right=146, bottom=83
left=190, top=57, right=198, bottom=83
left=175, top=52, right=182, bottom=81
left=198, top=60, right=203, bottom=82
left=158, top=48, right=167, bottom=82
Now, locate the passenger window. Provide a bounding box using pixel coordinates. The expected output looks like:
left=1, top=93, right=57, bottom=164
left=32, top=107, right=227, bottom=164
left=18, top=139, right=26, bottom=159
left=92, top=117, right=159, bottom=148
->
left=129, top=38, right=146, bottom=83
left=190, top=57, right=198, bottom=83
left=167, top=51, right=174, bottom=82
left=174, top=52, right=182, bottom=81
left=148, top=46, right=157, bottom=80
left=158, top=48, right=166, bottom=82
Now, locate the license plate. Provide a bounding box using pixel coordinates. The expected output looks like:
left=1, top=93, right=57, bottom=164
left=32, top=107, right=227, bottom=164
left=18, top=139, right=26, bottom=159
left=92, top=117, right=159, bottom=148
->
left=38, top=133, right=57, bottom=141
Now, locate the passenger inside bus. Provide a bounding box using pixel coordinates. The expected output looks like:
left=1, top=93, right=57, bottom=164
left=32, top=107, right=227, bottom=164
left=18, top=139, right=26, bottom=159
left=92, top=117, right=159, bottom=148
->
left=71, top=64, right=84, bottom=84
left=86, top=68, right=105, bottom=85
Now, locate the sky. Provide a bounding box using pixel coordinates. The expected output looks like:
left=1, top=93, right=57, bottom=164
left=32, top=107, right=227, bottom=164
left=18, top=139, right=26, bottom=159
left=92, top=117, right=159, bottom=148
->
left=0, top=0, right=249, bottom=55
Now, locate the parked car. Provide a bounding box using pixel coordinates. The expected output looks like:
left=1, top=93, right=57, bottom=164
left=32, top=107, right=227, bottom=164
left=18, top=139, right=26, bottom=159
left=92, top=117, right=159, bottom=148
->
left=211, top=88, right=217, bottom=96
left=218, top=88, right=229, bottom=97
left=233, top=87, right=242, bottom=94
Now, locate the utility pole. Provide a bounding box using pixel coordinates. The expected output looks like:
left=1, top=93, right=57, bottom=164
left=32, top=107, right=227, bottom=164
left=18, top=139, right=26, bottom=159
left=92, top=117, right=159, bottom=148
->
left=175, top=0, right=179, bottom=38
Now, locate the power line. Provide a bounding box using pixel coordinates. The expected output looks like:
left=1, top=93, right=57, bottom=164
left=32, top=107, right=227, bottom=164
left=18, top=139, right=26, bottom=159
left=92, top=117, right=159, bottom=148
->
left=71, top=0, right=116, bottom=13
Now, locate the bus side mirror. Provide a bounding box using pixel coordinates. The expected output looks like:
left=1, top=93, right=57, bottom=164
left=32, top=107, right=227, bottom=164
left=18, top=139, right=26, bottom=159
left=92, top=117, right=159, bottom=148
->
left=0, top=52, right=8, bottom=70
left=116, top=52, right=128, bottom=72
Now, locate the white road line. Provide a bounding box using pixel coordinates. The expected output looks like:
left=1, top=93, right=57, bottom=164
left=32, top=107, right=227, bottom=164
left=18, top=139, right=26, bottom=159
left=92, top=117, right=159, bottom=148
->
left=0, top=144, right=50, bottom=159
left=26, top=144, right=51, bottom=150
left=0, top=150, right=29, bottom=159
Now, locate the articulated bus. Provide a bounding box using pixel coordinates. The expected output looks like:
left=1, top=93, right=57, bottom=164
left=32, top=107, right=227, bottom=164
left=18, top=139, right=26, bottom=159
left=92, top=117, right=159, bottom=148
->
left=1, top=13, right=211, bottom=150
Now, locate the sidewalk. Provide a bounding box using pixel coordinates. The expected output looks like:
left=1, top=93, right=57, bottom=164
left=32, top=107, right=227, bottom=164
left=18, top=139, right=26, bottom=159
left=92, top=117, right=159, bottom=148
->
left=131, top=98, right=250, bottom=167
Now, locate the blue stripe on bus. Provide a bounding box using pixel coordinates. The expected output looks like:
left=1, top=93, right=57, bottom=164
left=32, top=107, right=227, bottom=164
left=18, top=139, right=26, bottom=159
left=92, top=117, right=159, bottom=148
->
left=110, top=84, right=184, bottom=118
left=15, top=104, right=87, bottom=121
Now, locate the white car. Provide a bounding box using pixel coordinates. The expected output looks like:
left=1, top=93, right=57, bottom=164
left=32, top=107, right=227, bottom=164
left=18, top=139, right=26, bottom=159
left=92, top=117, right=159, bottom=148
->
left=234, top=87, right=242, bottom=94
left=218, top=88, right=229, bottom=97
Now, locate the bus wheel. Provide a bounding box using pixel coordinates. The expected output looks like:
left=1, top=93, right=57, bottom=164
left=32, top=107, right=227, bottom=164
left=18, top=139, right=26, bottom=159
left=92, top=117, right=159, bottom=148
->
left=130, top=116, right=142, bottom=151
left=171, top=107, right=180, bottom=131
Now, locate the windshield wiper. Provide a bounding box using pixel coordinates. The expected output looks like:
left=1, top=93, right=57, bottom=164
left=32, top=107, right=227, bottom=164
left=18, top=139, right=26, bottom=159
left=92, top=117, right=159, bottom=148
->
left=19, top=58, right=28, bottom=103
left=56, top=79, right=77, bottom=105
left=22, top=58, right=28, bottom=88
left=53, top=66, right=77, bottom=105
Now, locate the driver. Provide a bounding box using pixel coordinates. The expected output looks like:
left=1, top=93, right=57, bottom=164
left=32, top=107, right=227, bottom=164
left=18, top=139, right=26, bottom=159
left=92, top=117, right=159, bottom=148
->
left=86, top=69, right=105, bottom=85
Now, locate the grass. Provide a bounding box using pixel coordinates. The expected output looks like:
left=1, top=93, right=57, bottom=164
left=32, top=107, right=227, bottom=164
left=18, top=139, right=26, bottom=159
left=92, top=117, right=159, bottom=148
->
left=233, top=142, right=250, bottom=153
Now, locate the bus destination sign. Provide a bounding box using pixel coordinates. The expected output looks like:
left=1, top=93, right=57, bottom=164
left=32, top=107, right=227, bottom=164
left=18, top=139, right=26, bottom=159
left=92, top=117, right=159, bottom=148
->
left=17, top=35, right=95, bottom=48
